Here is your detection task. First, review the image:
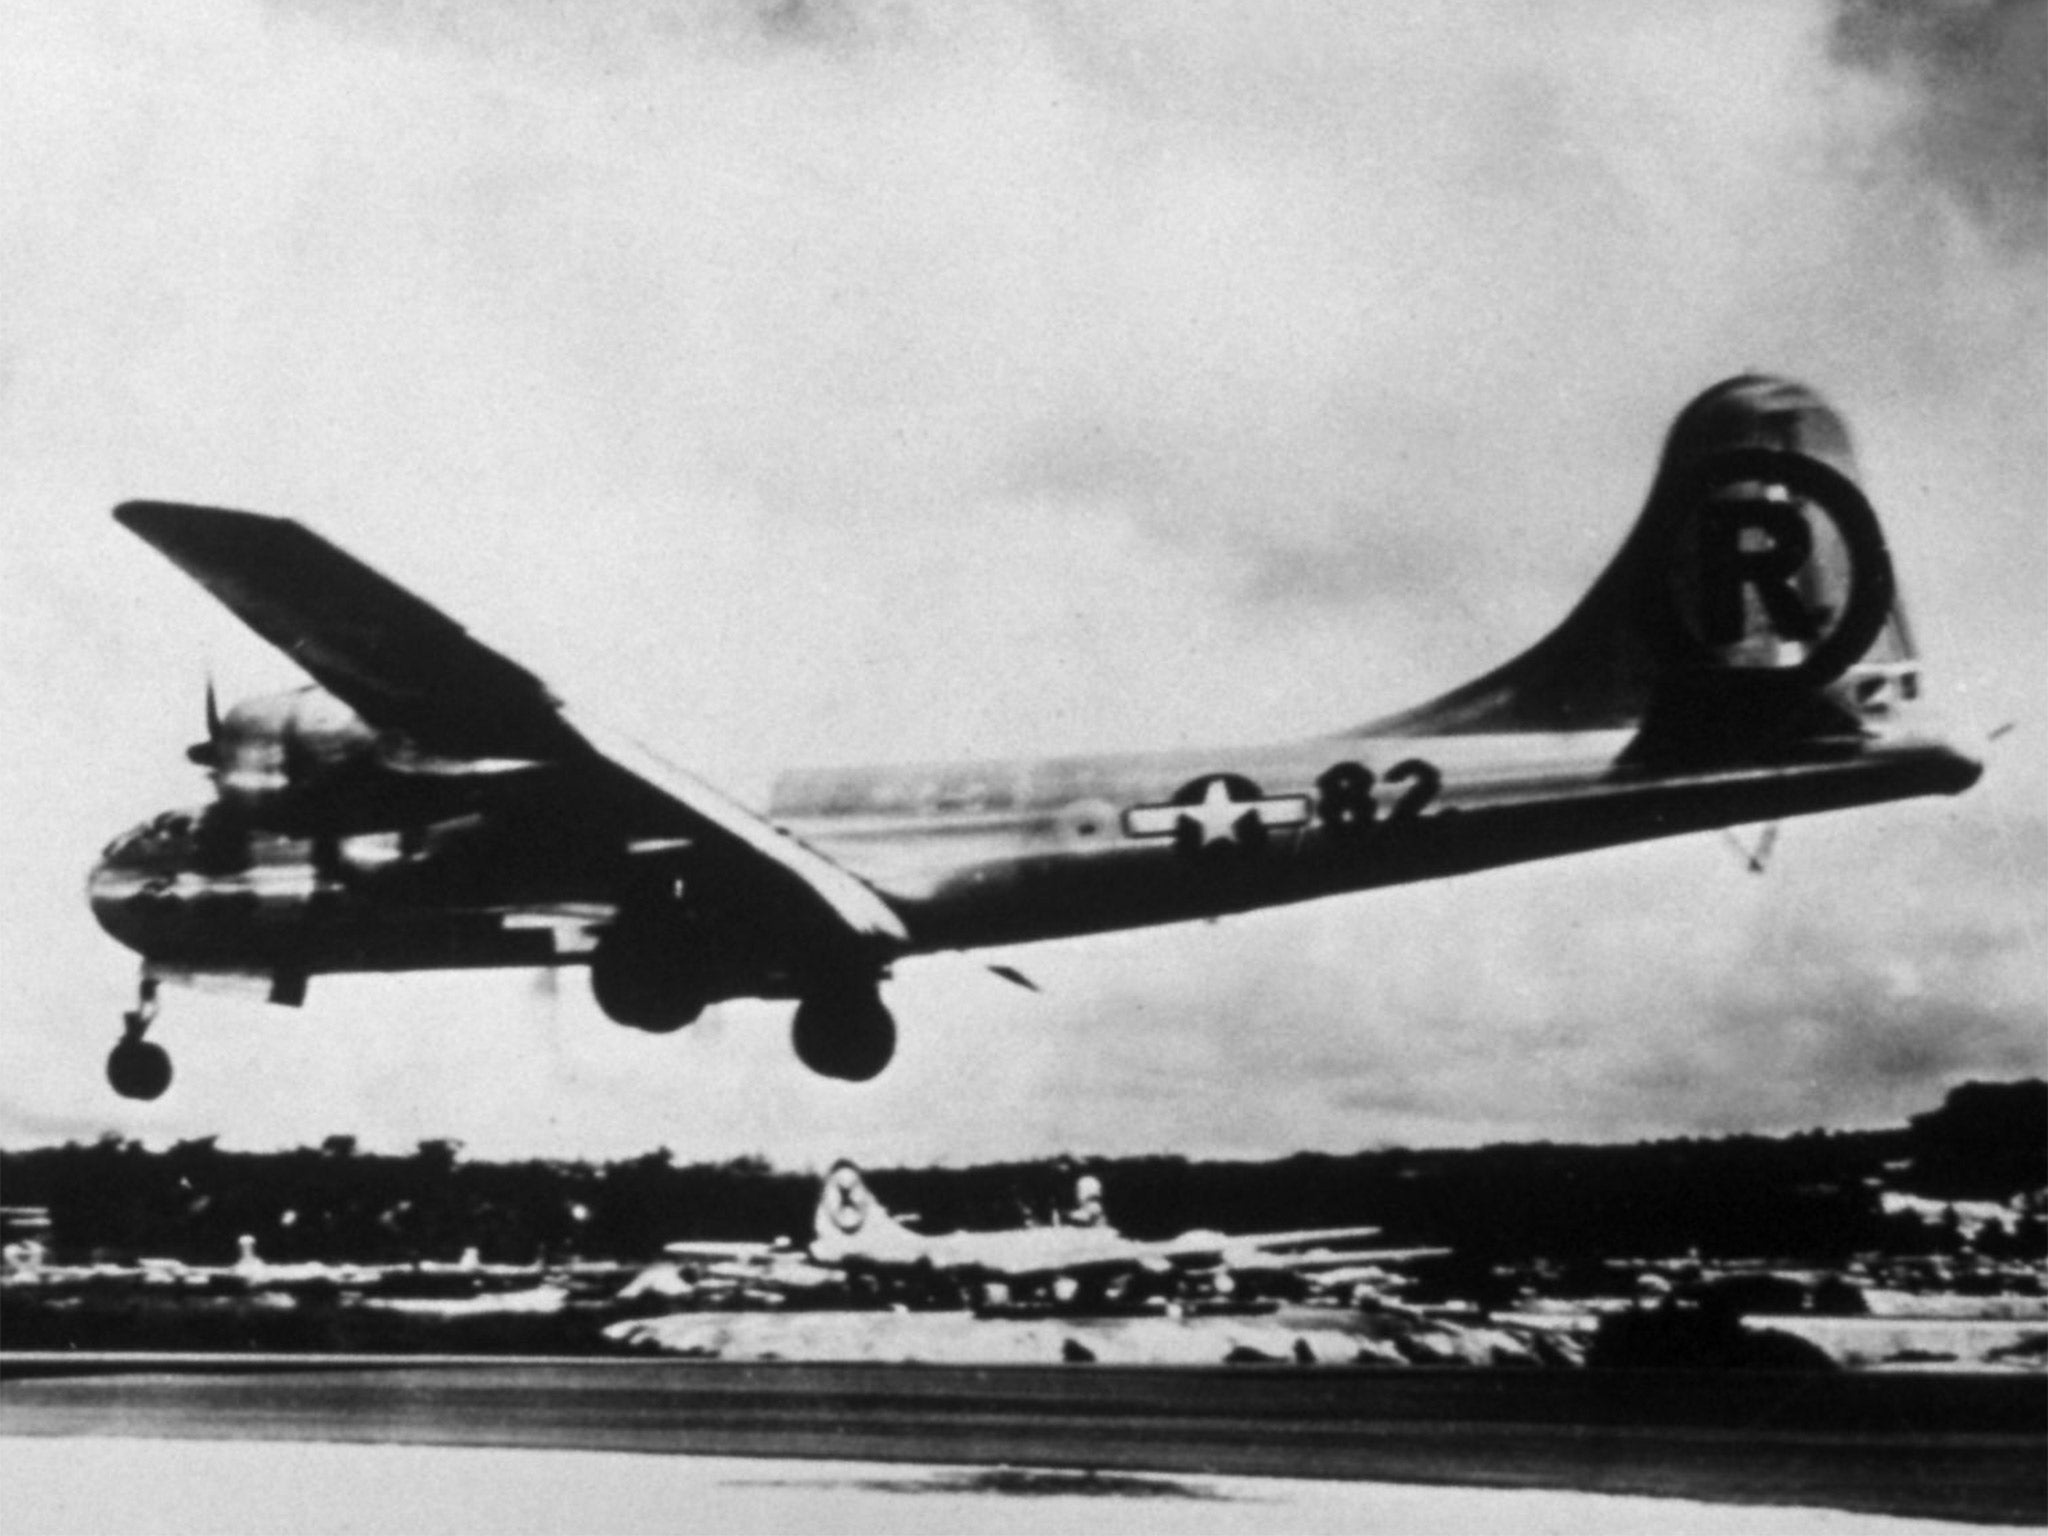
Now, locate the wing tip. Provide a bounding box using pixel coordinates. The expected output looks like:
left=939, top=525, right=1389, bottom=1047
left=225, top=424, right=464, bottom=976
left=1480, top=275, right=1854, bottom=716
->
left=115, top=501, right=301, bottom=554
left=114, top=499, right=284, bottom=527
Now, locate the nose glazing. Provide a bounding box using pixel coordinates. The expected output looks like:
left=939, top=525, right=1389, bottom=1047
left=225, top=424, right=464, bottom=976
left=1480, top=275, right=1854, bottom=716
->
left=88, top=811, right=200, bottom=953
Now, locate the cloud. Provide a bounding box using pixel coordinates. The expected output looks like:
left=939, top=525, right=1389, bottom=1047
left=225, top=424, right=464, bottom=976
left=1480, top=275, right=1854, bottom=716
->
left=1830, top=0, right=2047, bottom=252
left=0, top=0, right=2040, bottom=1161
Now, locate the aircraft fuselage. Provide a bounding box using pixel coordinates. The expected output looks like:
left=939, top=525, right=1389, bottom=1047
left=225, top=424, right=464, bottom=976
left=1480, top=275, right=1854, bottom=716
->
left=92, top=706, right=1977, bottom=984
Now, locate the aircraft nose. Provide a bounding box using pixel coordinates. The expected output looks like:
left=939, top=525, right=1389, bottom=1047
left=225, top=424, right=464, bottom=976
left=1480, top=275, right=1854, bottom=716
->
left=87, top=818, right=174, bottom=954
left=87, top=857, right=149, bottom=952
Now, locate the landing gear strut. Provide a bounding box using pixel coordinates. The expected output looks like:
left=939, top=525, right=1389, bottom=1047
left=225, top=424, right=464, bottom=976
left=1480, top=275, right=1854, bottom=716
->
left=791, top=982, right=896, bottom=1082
left=107, top=976, right=173, bottom=1101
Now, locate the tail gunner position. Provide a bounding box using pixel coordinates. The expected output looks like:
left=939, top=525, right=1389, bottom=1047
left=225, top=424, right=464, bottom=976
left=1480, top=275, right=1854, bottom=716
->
left=90, top=377, right=1982, bottom=1099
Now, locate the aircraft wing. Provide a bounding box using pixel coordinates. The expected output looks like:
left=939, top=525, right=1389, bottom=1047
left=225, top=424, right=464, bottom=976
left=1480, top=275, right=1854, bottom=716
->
left=1232, top=1245, right=1452, bottom=1274
left=662, top=1240, right=780, bottom=1264
left=115, top=501, right=576, bottom=761
left=115, top=501, right=909, bottom=948
left=1150, top=1224, right=1391, bottom=1264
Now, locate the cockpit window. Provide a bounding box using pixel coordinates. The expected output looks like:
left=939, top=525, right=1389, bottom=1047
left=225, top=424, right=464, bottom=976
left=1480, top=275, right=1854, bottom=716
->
left=103, top=813, right=197, bottom=863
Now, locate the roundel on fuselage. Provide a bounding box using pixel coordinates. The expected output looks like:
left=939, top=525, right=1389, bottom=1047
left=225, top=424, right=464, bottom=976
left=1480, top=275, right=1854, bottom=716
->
left=1656, top=447, right=1894, bottom=688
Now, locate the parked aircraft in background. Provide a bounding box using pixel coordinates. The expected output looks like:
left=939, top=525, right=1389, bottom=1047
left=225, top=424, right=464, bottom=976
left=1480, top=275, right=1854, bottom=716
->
left=646, top=1161, right=1439, bottom=1309
left=0, top=1207, right=52, bottom=1244
left=0, top=1232, right=606, bottom=1315
left=630, top=1236, right=845, bottom=1309
left=90, top=375, right=1981, bottom=1097
left=1223, top=1246, right=1454, bottom=1305
left=0, top=1233, right=376, bottom=1297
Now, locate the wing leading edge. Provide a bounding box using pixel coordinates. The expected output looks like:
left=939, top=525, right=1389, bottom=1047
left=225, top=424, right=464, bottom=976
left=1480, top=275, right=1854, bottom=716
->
left=114, top=500, right=909, bottom=950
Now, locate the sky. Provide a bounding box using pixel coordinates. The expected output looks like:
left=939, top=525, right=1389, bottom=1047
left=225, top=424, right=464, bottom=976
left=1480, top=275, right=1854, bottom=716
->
left=1, top=0, right=2042, bottom=1168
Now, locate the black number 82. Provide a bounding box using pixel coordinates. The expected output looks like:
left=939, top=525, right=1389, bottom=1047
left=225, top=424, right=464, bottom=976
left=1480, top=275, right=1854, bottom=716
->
left=1315, top=757, right=1441, bottom=842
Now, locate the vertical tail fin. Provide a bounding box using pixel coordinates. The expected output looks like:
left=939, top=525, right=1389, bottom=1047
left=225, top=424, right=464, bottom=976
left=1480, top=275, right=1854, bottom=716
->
left=1364, top=375, right=1918, bottom=745
left=814, top=1160, right=912, bottom=1250
left=1068, top=1174, right=1107, bottom=1229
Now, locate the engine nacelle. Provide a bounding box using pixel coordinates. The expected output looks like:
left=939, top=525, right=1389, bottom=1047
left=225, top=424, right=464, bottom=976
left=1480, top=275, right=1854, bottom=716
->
left=189, top=685, right=380, bottom=824
left=189, top=684, right=545, bottom=838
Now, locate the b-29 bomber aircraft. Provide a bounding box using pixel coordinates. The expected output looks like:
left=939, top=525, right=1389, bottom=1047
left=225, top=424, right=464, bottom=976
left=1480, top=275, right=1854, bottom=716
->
left=90, top=375, right=1982, bottom=1099
left=659, top=1162, right=1436, bottom=1310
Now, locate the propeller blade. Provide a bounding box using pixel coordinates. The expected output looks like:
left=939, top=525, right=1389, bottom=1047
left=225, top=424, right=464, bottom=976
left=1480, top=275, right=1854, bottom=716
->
left=186, top=677, right=225, bottom=767
left=531, top=964, right=562, bottom=1013
left=988, top=964, right=1040, bottom=993
left=1720, top=824, right=1779, bottom=875
left=1752, top=824, right=1779, bottom=873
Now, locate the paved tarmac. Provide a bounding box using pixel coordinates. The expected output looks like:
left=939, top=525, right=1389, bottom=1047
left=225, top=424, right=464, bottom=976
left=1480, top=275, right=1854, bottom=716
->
left=4, top=1354, right=2041, bottom=1525
left=0, top=1436, right=2014, bottom=1536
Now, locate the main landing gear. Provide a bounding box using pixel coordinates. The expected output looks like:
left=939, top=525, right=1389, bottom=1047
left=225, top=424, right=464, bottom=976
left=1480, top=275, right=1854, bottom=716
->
left=107, top=976, right=173, bottom=1101
left=589, top=925, right=711, bottom=1034
left=791, top=981, right=896, bottom=1083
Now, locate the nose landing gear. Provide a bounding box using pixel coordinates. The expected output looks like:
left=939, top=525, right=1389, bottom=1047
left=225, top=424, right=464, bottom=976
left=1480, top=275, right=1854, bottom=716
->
left=107, top=977, right=173, bottom=1101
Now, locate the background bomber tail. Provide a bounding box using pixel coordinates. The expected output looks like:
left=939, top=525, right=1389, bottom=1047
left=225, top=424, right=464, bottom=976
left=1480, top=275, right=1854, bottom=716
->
left=815, top=1161, right=910, bottom=1248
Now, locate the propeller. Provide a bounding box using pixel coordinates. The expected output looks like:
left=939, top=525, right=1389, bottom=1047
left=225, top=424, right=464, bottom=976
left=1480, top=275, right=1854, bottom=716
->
left=1721, top=823, right=1779, bottom=876
left=186, top=677, right=225, bottom=768
left=530, top=963, right=564, bottom=1031
left=185, top=676, right=257, bottom=872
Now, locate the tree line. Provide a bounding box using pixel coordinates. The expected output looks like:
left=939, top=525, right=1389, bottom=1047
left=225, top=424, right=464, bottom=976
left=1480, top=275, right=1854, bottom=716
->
left=4, top=1080, right=2040, bottom=1269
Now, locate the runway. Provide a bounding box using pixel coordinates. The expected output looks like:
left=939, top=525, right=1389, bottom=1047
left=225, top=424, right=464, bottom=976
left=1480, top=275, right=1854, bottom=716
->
left=4, top=1355, right=2041, bottom=1526
left=6, top=1436, right=2007, bottom=1536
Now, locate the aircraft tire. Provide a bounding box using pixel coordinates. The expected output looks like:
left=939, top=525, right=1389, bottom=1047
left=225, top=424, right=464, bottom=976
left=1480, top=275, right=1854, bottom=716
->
left=791, top=986, right=895, bottom=1082
left=107, top=1038, right=173, bottom=1101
